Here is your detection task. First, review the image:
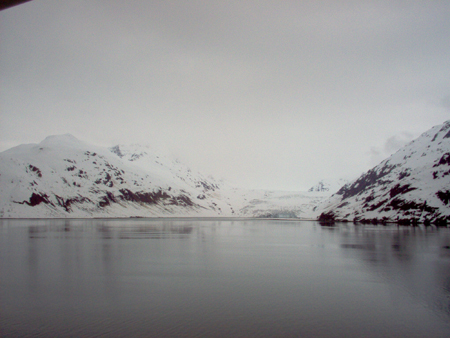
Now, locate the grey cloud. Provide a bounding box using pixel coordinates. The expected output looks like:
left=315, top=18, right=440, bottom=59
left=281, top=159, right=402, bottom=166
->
left=384, top=133, right=415, bottom=154
left=441, top=96, right=450, bottom=111
left=369, top=132, right=416, bottom=167
left=1, top=1, right=450, bottom=190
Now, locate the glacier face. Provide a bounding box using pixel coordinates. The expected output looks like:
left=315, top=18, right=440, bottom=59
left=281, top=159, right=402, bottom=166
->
left=0, top=135, right=329, bottom=218
left=316, top=120, right=450, bottom=225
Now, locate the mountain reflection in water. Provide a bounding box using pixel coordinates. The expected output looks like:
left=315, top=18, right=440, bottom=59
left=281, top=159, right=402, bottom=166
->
left=337, top=224, right=450, bottom=320
left=1, top=218, right=449, bottom=337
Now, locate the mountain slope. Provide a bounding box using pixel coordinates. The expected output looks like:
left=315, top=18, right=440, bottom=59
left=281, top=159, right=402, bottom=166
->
left=0, top=134, right=226, bottom=217
left=109, top=144, right=239, bottom=216
left=0, top=135, right=328, bottom=218
left=316, top=120, right=450, bottom=225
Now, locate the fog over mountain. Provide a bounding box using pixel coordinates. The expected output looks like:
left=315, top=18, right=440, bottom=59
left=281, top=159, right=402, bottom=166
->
left=1, top=1, right=450, bottom=190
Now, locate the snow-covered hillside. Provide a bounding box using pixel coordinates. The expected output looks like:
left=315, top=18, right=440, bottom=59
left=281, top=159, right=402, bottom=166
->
left=0, top=134, right=328, bottom=218
left=110, top=144, right=224, bottom=201
left=0, top=134, right=229, bottom=217
left=316, top=120, right=450, bottom=225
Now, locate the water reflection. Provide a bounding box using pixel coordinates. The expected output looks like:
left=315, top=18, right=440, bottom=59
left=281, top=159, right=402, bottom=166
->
left=0, top=219, right=449, bottom=337
left=24, top=220, right=195, bottom=240
left=334, top=223, right=450, bottom=320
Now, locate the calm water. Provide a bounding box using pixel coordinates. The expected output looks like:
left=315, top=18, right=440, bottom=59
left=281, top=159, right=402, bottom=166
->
left=1, top=218, right=449, bottom=337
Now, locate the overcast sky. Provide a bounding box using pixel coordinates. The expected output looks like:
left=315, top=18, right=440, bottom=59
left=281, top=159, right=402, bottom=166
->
left=1, top=1, right=449, bottom=190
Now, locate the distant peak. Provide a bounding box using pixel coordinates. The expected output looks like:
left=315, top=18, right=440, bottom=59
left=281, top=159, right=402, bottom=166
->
left=39, top=134, right=85, bottom=148
left=110, top=145, right=124, bottom=158
left=308, top=178, right=349, bottom=194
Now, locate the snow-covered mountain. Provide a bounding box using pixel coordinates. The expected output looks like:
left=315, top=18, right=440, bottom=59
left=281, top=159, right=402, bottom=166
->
left=0, top=134, right=328, bottom=218
left=5, top=121, right=449, bottom=223
left=110, top=144, right=223, bottom=200
left=316, top=120, right=450, bottom=225
left=0, top=134, right=231, bottom=217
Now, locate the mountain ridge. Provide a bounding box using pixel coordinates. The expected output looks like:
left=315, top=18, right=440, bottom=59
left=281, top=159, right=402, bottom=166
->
left=0, top=135, right=329, bottom=218
left=316, top=120, right=450, bottom=225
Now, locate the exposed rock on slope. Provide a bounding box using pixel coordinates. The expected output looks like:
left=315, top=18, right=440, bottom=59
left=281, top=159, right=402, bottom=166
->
left=317, top=121, right=450, bottom=225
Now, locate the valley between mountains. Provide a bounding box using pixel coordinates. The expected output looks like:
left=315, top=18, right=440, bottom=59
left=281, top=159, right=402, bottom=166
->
left=1, top=120, right=450, bottom=225
left=0, top=134, right=331, bottom=219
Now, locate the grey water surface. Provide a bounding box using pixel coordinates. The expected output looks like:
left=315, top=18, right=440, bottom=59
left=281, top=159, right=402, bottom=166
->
left=1, top=218, right=449, bottom=337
